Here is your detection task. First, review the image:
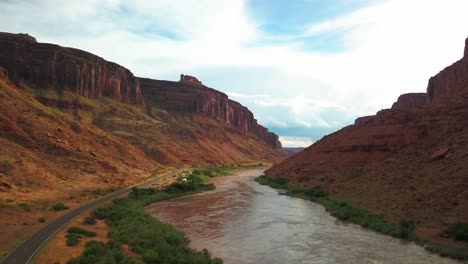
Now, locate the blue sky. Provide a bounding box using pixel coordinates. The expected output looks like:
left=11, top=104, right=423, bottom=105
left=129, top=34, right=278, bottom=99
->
left=1, top=0, right=467, bottom=147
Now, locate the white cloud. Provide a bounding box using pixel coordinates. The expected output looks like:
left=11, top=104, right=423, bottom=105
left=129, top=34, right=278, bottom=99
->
left=279, top=136, right=315, bottom=148
left=226, top=92, right=269, bottom=98
left=0, top=0, right=467, bottom=141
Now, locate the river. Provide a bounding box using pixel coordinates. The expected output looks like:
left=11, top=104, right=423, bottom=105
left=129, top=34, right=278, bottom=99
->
left=146, top=169, right=460, bottom=264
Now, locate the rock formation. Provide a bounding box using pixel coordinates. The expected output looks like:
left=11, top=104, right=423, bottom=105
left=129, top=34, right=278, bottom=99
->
left=139, top=78, right=282, bottom=149
left=179, top=74, right=203, bottom=85
left=427, top=36, right=468, bottom=102
left=0, top=32, right=143, bottom=105
left=391, top=93, right=427, bottom=109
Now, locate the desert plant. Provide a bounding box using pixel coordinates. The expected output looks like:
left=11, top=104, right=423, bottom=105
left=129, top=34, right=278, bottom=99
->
left=66, top=233, right=81, bottom=246
left=38, top=217, right=46, bottom=223
left=51, top=202, right=69, bottom=211
left=82, top=216, right=96, bottom=225
left=67, top=227, right=97, bottom=237
left=18, top=203, right=31, bottom=212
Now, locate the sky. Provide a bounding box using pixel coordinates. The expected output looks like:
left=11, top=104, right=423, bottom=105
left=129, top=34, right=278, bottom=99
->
left=1, top=0, right=467, bottom=147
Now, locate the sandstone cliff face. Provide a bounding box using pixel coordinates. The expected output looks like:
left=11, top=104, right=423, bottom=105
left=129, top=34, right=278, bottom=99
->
left=391, top=93, right=427, bottom=109
left=0, top=32, right=143, bottom=105
left=427, top=36, right=468, bottom=102
left=267, top=37, right=468, bottom=248
left=139, top=78, right=282, bottom=149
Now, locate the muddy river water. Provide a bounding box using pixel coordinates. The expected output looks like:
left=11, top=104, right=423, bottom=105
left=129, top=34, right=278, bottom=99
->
left=146, top=169, right=460, bottom=264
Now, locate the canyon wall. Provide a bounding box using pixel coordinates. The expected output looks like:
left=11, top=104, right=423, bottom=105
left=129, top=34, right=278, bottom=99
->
left=391, top=93, right=427, bottom=109
left=427, top=37, right=468, bottom=102
left=266, top=37, right=468, bottom=247
left=0, top=32, right=143, bottom=105
left=139, top=78, right=282, bottom=149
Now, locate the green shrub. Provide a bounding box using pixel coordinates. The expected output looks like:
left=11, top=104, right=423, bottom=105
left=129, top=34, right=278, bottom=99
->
left=82, top=216, right=96, bottom=225
left=91, top=207, right=110, bottom=220
left=67, top=227, right=97, bottom=237
left=18, top=203, right=31, bottom=212
left=446, top=223, right=468, bottom=241
left=51, top=202, right=69, bottom=211
left=66, top=233, right=81, bottom=247
left=255, top=175, right=288, bottom=188
left=38, top=217, right=46, bottom=223
left=6, top=198, right=14, bottom=203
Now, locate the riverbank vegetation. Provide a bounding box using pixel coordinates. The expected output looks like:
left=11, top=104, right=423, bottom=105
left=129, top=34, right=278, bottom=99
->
left=255, top=175, right=468, bottom=260
left=192, top=163, right=266, bottom=177
left=67, top=172, right=222, bottom=264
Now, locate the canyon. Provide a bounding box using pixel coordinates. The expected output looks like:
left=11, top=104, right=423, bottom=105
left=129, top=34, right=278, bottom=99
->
left=0, top=32, right=284, bottom=253
left=267, top=37, right=468, bottom=255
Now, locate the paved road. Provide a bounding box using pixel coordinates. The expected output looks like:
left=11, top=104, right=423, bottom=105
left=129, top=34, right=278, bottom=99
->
left=0, top=172, right=176, bottom=264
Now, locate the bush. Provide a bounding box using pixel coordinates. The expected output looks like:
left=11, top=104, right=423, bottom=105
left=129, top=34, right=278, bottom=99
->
left=82, top=216, right=96, bottom=225
left=91, top=207, right=110, bottom=220
left=51, top=202, right=69, bottom=211
left=446, top=223, right=468, bottom=241
left=18, top=203, right=31, bottom=212
left=66, top=233, right=81, bottom=247
left=255, top=175, right=288, bottom=188
left=38, top=217, right=46, bottom=223
left=67, top=227, right=96, bottom=237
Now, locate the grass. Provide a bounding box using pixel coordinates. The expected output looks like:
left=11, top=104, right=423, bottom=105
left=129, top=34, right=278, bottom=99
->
left=68, top=172, right=222, bottom=264
left=255, top=175, right=468, bottom=260
left=50, top=202, right=69, bottom=211
left=18, top=203, right=31, bottom=212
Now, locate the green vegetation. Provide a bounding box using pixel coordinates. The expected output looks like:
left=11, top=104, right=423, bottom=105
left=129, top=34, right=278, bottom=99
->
left=255, top=175, right=468, bottom=260
left=38, top=217, right=46, bottom=223
left=67, top=227, right=97, bottom=237
left=82, top=216, right=97, bottom=225
left=51, top=202, right=69, bottom=211
left=65, top=227, right=96, bottom=247
left=18, top=203, right=31, bottom=212
left=445, top=223, right=468, bottom=241
left=68, top=172, right=222, bottom=264
left=192, top=163, right=266, bottom=177
left=255, top=175, right=414, bottom=239
left=6, top=198, right=14, bottom=203
left=66, top=233, right=81, bottom=247
left=91, top=188, right=116, bottom=196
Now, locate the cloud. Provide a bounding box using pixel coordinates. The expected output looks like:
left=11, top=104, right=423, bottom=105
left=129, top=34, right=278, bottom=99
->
left=0, top=0, right=467, bottom=143
left=279, top=136, right=315, bottom=148
left=226, top=92, right=269, bottom=99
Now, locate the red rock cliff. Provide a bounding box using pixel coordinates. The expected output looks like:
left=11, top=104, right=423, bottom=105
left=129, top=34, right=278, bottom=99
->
left=0, top=32, right=143, bottom=105
left=391, top=93, right=427, bottom=109
left=139, top=77, right=282, bottom=149
left=427, top=36, right=468, bottom=102
left=266, top=37, right=468, bottom=248
left=179, top=74, right=203, bottom=85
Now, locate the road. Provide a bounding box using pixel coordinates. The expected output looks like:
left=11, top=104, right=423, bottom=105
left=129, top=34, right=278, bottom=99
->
left=0, top=171, right=176, bottom=264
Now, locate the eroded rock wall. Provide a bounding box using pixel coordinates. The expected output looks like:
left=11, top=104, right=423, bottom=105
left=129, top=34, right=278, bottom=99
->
left=0, top=32, right=143, bottom=105
left=139, top=78, right=282, bottom=149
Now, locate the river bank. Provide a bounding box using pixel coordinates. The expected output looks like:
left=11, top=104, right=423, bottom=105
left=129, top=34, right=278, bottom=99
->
left=255, top=174, right=468, bottom=261
left=147, top=169, right=460, bottom=264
